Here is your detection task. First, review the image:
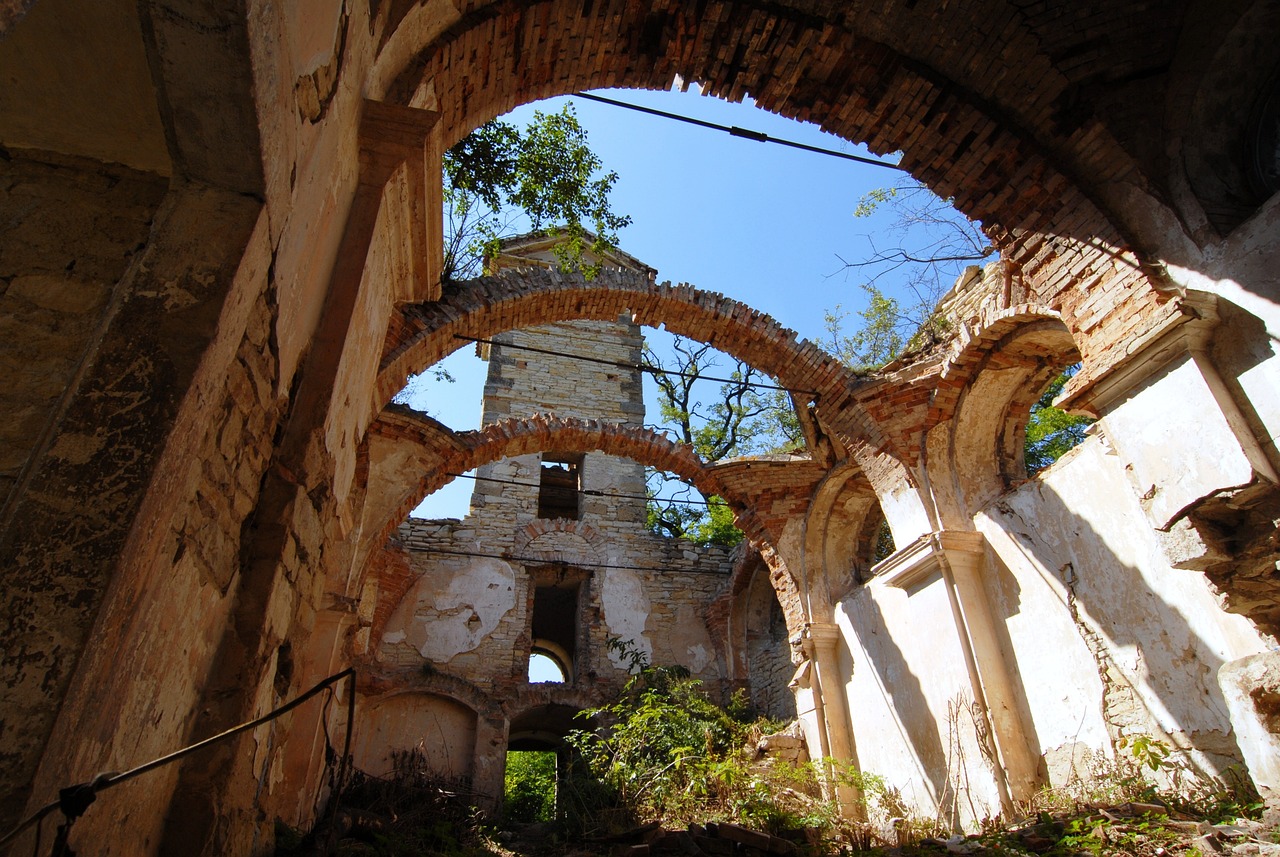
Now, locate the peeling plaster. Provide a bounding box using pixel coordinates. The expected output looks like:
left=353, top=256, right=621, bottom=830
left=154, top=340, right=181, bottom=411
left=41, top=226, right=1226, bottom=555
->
left=601, top=567, right=651, bottom=668
left=384, top=558, right=515, bottom=662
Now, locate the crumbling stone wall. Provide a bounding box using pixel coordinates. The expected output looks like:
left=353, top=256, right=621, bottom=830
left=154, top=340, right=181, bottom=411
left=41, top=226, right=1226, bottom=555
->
left=356, top=303, right=791, bottom=789
left=0, top=151, right=166, bottom=510
left=3, top=1, right=1280, bottom=853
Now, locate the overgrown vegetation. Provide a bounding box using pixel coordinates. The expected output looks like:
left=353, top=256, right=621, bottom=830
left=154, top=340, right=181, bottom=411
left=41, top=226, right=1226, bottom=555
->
left=503, top=751, right=557, bottom=824
left=564, top=639, right=846, bottom=844
left=279, top=660, right=1269, bottom=857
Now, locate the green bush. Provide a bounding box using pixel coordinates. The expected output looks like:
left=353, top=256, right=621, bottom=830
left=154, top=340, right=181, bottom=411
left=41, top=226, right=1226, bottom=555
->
left=565, top=639, right=854, bottom=849
left=503, top=750, right=557, bottom=824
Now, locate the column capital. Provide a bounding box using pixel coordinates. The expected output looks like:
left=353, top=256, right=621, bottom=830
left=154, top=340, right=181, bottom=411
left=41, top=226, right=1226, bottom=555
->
left=807, top=622, right=842, bottom=648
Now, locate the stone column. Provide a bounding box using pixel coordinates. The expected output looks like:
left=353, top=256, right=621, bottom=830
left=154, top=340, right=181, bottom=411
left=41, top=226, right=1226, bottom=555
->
left=808, top=621, right=865, bottom=820
left=938, top=532, right=1040, bottom=801
left=474, top=715, right=509, bottom=815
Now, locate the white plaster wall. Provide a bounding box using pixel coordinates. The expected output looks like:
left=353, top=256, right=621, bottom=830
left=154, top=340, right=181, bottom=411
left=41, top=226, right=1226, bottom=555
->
left=977, top=436, right=1269, bottom=775
left=601, top=567, right=653, bottom=669
left=1100, top=355, right=1261, bottom=528
left=836, top=574, right=1003, bottom=824
left=976, top=511, right=1112, bottom=781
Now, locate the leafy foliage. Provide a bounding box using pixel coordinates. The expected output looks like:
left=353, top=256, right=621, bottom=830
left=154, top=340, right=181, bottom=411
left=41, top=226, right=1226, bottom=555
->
left=826, top=177, right=988, bottom=371
left=823, top=284, right=950, bottom=372
left=442, top=104, right=631, bottom=281
left=1025, top=366, right=1094, bottom=475
left=566, top=640, right=823, bottom=836
left=643, top=336, right=801, bottom=546
left=503, top=750, right=558, bottom=823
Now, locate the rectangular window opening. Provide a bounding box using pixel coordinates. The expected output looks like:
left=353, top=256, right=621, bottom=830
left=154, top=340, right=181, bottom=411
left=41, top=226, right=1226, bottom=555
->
left=529, top=575, right=583, bottom=684
left=538, top=454, right=582, bottom=520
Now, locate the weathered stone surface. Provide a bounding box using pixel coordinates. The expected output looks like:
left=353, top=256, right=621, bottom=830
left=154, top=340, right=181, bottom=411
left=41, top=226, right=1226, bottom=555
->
left=4, top=1, right=1280, bottom=853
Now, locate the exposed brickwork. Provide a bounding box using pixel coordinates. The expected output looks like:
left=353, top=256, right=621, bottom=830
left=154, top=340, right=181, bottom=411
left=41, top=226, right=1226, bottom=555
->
left=378, top=267, right=886, bottom=457
left=4, top=0, right=1280, bottom=849
left=379, top=0, right=1188, bottom=374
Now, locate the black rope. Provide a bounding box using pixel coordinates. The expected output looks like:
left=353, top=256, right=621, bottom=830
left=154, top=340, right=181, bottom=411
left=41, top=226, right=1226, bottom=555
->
left=457, top=334, right=816, bottom=396
left=574, top=91, right=907, bottom=172
left=407, top=545, right=732, bottom=576
left=0, top=668, right=357, bottom=852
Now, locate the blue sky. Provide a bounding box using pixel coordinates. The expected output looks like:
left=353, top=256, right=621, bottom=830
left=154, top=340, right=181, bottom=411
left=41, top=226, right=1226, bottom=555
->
left=405, top=84, right=957, bottom=518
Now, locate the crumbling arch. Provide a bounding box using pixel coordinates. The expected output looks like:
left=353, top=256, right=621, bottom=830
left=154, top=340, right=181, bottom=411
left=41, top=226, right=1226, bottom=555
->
left=377, top=268, right=881, bottom=453
left=507, top=703, right=587, bottom=751
left=930, top=308, right=1083, bottom=520
left=368, top=0, right=1154, bottom=274
left=724, top=550, right=801, bottom=721
left=802, top=463, right=897, bottom=608
left=365, top=410, right=774, bottom=553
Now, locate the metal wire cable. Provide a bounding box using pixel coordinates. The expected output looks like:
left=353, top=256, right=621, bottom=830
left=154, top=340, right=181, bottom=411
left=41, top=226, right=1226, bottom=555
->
left=445, top=470, right=722, bottom=508
left=456, top=334, right=816, bottom=396
left=574, top=91, right=907, bottom=171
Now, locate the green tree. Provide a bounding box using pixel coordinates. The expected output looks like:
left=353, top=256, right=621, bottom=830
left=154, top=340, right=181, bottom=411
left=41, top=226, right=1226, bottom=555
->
left=642, top=337, right=801, bottom=546
left=442, top=103, right=632, bottom=281
left=395, top=104, right=630, bottom=406
left=830, top=179, right=1092, bottom=471
left=825, top=177, right=991, bottom=371
left=1025, top=365, right=1094, bottom=475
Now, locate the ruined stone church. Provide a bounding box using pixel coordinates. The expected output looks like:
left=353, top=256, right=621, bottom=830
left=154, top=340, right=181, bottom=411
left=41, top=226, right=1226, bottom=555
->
left=1, top=1, right=1278, bottom=854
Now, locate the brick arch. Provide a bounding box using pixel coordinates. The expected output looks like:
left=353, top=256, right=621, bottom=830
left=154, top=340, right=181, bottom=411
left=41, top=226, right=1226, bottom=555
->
left=368, top=410, right=775, bottom=553
left=802, top=462, right=886, bottom=611
left=928, top=310, right=1083, bottom=522
left=378, top=267, right=886, bottom=455
left=372, top=0, right=1174, bottom=361
left=929, top=305, right=1075, bottom=428
left=511, top=518, right=609, bottom=561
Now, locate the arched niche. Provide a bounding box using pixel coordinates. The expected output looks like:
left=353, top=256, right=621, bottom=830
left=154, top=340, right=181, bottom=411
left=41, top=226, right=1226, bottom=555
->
left=801, top=461, right=915, bottom=606
left=728, top=551, right=799, bottom=721
left=351, top=692, right=478, bottom=782
left=945, top=314, right=1083, bottom=516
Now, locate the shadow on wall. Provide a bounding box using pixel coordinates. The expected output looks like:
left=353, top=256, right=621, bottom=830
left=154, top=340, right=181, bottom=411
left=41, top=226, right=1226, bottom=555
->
left=981, top=445, right=1256, bottom=780
left=839, top=583, right=966, bottom=829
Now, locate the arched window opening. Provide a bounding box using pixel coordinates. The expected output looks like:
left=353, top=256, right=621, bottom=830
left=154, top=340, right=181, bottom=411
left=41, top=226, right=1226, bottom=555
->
left=528, top=651, right=566, bottom=683
left=859, top=505, right=897, bottom=580
left=528, top=567, right=589, bottom=684
left=1022, top=363, right=1094, bottom=477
